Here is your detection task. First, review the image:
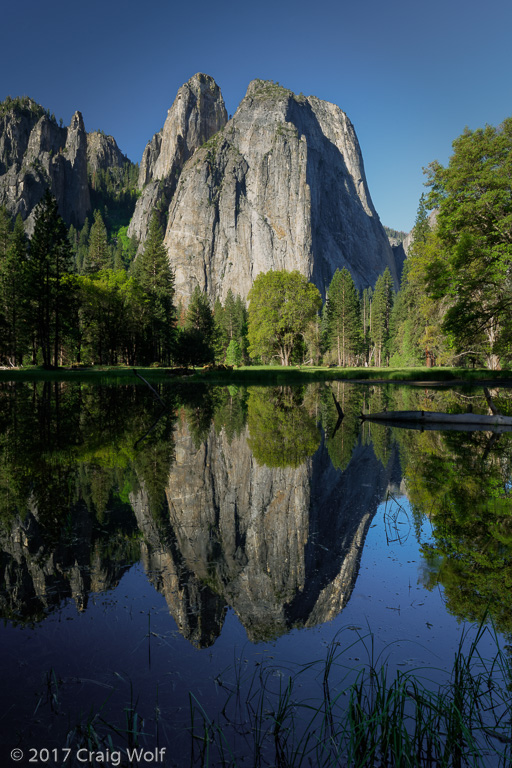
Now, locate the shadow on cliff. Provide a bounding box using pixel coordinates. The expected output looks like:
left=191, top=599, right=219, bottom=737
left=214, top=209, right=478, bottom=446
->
left=285, top=98, right=391, bottom=295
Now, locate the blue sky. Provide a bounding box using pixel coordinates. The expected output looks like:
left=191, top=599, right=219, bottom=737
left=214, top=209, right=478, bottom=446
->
left=1, top=0, right=511, bottom=232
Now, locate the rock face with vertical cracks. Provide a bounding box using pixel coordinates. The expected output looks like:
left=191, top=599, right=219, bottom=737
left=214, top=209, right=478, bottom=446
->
left=133, top=414, right=397, bottom=646
left=87, top=130, right=128, bottom=174
left=163, top=79, right=397, bottom=306
left=0, top=103, right=90, bottom=234
left=127, top=73, right=228, bottom=247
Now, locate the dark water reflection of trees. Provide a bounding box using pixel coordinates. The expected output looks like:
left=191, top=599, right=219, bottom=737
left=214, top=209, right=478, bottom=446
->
left=0, top=380, right=512, bottom=634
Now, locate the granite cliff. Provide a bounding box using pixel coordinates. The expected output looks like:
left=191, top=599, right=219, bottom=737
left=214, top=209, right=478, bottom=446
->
left=127, top=73, right=227, bottom=246
left=87, top=130, right=128, bottom=173
left=0, top=98, right=90, bottom=233
left=161, top=79, right=397, bottom=305
left=1, top=79, right=399, bottom=299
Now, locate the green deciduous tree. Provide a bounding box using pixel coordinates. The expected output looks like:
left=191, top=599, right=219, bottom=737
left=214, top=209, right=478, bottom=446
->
left=425, top=118, right=512, bottom=370
left=247, top=270, right=322, bottom=366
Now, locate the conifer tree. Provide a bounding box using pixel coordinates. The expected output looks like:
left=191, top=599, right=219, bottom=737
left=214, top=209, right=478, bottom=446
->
left=26, top=191, right=75, bottom=367
left=388, top=199, right=441, bottom=366
left=0, top=207, right=13, bottom=362
left=214, top=289, right=249, bottom=362
left=213, top=297, right=226, bottom=362
left=131, top=212, right=176, bottom=363
left=182, top=286, right=215, bottom=365
left=76, top=217, right=90, bottom=274
left=84, top=210, right=111, bottom=273
left=360, top=286, right=373, bottom=365
left=1, top=215, right=28, bottom=364
left=370, top=267, right=394, bottom=366
left=225, top=338, right=243, bottom=366
left=325, top=268, right=361, bottom=366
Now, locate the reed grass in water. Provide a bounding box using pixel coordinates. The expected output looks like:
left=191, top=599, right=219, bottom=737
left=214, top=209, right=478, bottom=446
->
left=186, top=621, right=512, bottom=767
left=45, top=620, right=511, bottom=766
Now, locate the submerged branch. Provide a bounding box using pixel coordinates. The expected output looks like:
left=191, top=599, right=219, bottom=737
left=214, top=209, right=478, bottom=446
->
left=132, top=369, right=166, bottom=407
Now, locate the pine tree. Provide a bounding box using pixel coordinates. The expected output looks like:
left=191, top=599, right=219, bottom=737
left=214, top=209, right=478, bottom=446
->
left=1, top=215, right=28, bottom=364
left=325, top=268, right=361, bottom=366
left=225, top=338, right=243, bottom=366
left=213, top=297, right=226, bottom=362
left=0, top=207, right=13, bottom=362
left=361, top=286, right=373, bottom=365
left=76, top=217, right=90, bottom=274
left=183, top=286, right=216, bottom=365
left=84, top=210, right=111, bottom=273
left=131, top=213, right=176, bottom=363
left=26, top=191, right=75, bottom=367
left=214, top=289, right=249, bottom=363
left=370, top=268, right=394, bottom=366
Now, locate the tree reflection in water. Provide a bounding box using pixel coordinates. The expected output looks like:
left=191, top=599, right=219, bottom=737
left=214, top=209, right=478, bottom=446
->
left=0, top=380, right=511, bottom=638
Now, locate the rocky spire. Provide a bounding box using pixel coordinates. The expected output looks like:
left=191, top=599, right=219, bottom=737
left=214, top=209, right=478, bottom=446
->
left=162, top=78, right=398, bottom=306
left=127, top=73, right=228, bottom=246
left=0, top=103, right=90, bottom=233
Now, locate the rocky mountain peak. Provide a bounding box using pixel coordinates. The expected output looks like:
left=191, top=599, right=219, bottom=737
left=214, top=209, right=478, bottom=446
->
left=163, top=77, right=397, bottom=306
left=138, top=72, right=227, bottom=188
left=0, top=100, right=90, bottom=232
left=87, top=130, right=127, bottom=173
left=128, top=73, right=227, bottom=246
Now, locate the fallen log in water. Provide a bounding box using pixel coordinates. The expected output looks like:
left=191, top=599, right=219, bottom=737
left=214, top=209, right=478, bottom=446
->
left=361, top=410, right=512, bottom=429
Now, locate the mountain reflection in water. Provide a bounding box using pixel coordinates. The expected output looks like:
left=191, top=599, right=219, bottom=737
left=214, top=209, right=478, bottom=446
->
left=1, top=379, right=512, bottom=760
left=1, top=380, right=511, bottom=640
left=0, top=382, right=400, bottom=642
left=133, top=417, right=397, bottom=646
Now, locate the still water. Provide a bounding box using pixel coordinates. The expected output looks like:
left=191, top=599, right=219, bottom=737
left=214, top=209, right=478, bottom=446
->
left=0, top=380, right=511, bottom=765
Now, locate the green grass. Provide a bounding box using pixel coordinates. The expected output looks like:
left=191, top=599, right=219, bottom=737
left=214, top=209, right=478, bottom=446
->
left=1, top=364, right=511, bottom=386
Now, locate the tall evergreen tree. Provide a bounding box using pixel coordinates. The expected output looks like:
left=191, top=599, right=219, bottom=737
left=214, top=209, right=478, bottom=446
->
left=180, top=286, right=216, bottom=365
left=360, top=286, right=373, bottom=365
left=131, top=213, right=176, bottom=363
left=84, top=210, right=111, bottom=273
left=325, top=268, right=361, bottom=366
left=214, top=289, right=248, bottom=363
left=388, top=198, right=446, bottom=367
left=0, top=215, right=28, bottom=364
left=76, top=217, right=90, bottom=274
left=0, top=207, right=13, bottom=362
left=370, top=267, right=394, bottom=366
left=26, top=191, right=75, bottom=367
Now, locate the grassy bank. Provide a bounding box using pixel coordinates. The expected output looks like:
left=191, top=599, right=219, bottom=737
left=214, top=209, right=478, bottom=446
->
left=1, top=364, right=512, bottom=387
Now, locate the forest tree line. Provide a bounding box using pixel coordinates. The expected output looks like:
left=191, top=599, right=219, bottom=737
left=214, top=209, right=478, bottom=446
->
left=0, top=116, right=510, bottom=370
